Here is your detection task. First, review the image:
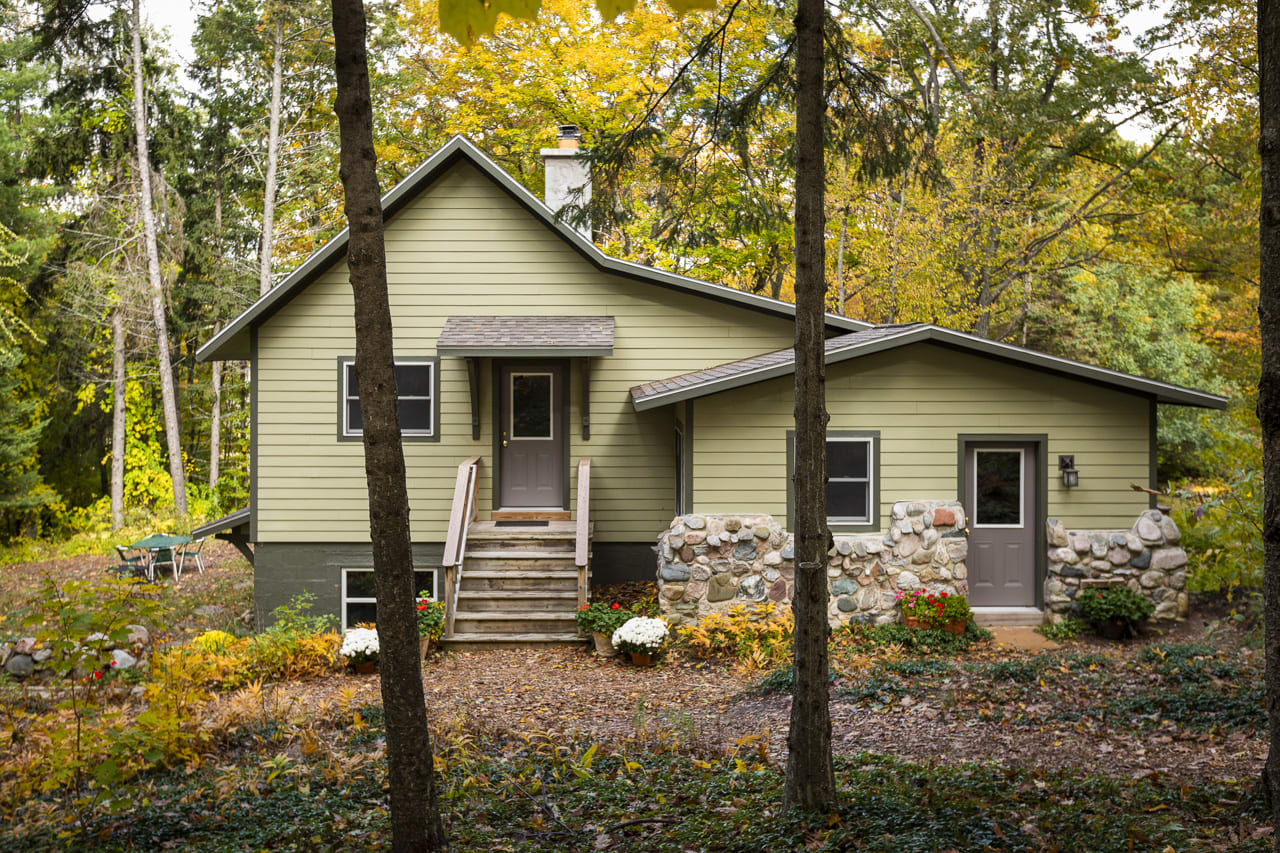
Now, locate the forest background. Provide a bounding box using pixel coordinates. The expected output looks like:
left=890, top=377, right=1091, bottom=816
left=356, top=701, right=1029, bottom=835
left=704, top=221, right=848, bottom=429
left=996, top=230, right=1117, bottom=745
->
left=0, top=0, right=1260, bottom=591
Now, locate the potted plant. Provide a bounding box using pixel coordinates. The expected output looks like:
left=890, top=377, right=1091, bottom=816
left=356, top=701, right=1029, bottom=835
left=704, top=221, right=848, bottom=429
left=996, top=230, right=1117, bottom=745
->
left=897, top=589, right=971, bottom=635
left=575, top=601, right=635, bottom=657
left=340, top=627, right=380, bottom=674
left=1078, top=586, right=1154, bottom=640
left=611, top=616, right=670, bottom=666
left=416, top=592, right=446, bottom=658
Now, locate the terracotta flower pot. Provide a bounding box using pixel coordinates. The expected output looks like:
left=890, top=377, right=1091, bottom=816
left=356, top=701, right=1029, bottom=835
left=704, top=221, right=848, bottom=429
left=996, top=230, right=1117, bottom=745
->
left=904, top=615, right=965, bottom=635
left=629, top=651, right=653, bottom=667
left=353, top=660, right=377, bottom=675
left=904, top=615, right=929, bottom=630
left=592, top=631, right=617, bottom=657
left=419, top=636, right=433, bottom=659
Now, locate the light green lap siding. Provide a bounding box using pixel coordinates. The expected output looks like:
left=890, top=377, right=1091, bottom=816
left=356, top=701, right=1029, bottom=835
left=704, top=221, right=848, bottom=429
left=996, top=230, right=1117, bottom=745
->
left=690, top=343, right=1151, bottom=531
left=255, top=161, right=795, bottom=543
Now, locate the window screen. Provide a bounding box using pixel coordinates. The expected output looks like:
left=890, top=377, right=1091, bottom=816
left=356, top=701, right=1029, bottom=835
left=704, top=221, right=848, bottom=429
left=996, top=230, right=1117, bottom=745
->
left=343, top=361, right=434, bottom=436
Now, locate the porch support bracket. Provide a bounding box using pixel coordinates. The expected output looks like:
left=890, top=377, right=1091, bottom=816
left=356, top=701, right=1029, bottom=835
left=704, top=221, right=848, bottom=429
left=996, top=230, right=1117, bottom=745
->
left=466, top=357, right=481, bottom=440
left=581, top=357, right=591, bottom=440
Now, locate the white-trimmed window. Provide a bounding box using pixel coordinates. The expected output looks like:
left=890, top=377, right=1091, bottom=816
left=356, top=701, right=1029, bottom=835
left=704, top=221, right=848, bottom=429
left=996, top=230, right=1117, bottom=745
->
left=826, top=436, right=874, bottom=524
left=341, top=568, right=437, bottom=630
left=341, top=359, right=435, bottom=437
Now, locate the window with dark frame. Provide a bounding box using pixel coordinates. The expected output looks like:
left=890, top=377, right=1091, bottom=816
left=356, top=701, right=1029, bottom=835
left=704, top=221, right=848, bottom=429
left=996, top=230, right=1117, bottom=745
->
left=825, top=436, right=873, bottom=524
left=341, top=568, right=437, bottom=630
left=342, top=360, right=434, bottom=437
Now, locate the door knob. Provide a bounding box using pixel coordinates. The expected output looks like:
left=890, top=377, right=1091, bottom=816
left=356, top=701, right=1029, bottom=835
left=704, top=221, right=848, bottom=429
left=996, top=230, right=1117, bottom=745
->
left=502, top=440, right=508, bottom=447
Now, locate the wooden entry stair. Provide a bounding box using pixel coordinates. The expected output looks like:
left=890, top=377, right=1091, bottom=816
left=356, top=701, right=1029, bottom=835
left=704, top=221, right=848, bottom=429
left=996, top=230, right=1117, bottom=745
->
left=441, top=458, right=592, bottom=647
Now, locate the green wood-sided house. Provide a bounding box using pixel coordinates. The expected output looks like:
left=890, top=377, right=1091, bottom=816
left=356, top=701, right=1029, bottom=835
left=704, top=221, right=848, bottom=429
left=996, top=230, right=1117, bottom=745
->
left=194, top=132, right=1226, bottom=643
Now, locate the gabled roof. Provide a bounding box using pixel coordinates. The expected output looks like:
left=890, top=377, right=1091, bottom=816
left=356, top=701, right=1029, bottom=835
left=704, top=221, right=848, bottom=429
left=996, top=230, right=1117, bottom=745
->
left=192, top=507, right=250, bottom=539
left=436, top=316, right=614, bottom=357
left=196, top=135, right=870, bottom=362
left=630, top=323, right=1229, bottom=411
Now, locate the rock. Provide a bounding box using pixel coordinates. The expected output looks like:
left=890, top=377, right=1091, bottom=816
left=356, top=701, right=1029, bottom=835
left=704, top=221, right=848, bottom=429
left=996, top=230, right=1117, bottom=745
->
left=733, top=540, right=757, bottom=561
left=660, top=562, right=690, bottom=582
left=1150, top=548, right=1188, bottom=570
left=685, top=515, right=706, bottom=530
left=111, top=649, right=137, bottom=670
left=836, top=539, right=853, bottom=556
left=738, top=575, right=766, bottom=601
left=763, top=567, right=780, bottom=583
left=1170, top=570, right=1186, bottom=590
left=1130, top=550, right=1152, bottom=570
left=1108, top=533, right=1128, bottom=549
left=707, top=573, right=735, bottom=602
left=13, top=637, right=36, bottom=656
left=762, top=550, right=782, bottom=568
left=1049, top=547, right=1078, bottom=565
left=1154, top=600, right=1178, bottom=620
left=896, top=570, right=922, bottom=591
left=934, top=507, right=957, bottom=527
left=768, top=578, right=788, bottom=602
left=753, top=526, right=770, bottom=540
left=832, top=578, right=858, bottom=596
left=1090, top=535, right=1108, bottom=559
left=194, top=605, right=227, bottom=618
left=922, top=511, right=934, bottom=528
left=662, top=584, right=686, bottom=601
left=1046, top=518, right=1067, bottom=547
left=724, top=518, right=742, bottom=533
left=781, top=540, right=794, bottom=560
left=5, top=654, right=33, bottom=678
left=1059, top=564, right=1087, bottom=579
left=911, top=519, right=924, bottom=534
left=677, top=546, right=693, bottom=562
left=853, top=540, right=867, bottom=558
left=1125, top=533, right=1144, bottom=553
left=898, top=536, right=919, bottom=558
left=1135, top=515, right=1163, bottom=544
left=1107, top=546, right=1130, bottom=566
left=891, top=527, right=903, bottom=543
left=1090, top=560, right=1112, bottom=573
left=1139, top=570, right=1163, bottom=589
left=1160, top=516, right=1181, bottom=543
left=953, top=562, right=967, bottom=580
left=684, top=531, right=706, bottom=546
left=911, top=548, right=934, bottom=565
left=865, top=539, right=884, bottom=554
left=856, top=585, right=881, bottom=611
left=1177, top=591, right=1189, bottom=618
left=892, top=503, right=907, bottom=520
left=684, top=581, right=707, bottom=601
left=0, top=644, right=11, bottom=667
left=691, top=564, right=711, bottom=582
left=897, top=519, right=913, bottom=535
left=669, top=534, right=685, bottom=549
left=907, top=502, right=927, bottom=517
left=32, top=649, right=52, bottom=664
left=922, top=528, right=939, bottom=549
left=948, top=540, right=968, bottom=562
left=1070, top=532, right=1091, bottom=554
left=837, top=596, right=857, bottom=613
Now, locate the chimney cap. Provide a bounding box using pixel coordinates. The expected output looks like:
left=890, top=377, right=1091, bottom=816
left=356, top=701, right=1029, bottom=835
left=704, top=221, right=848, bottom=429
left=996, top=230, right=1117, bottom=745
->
left=557, top=124, right=582, bottom=140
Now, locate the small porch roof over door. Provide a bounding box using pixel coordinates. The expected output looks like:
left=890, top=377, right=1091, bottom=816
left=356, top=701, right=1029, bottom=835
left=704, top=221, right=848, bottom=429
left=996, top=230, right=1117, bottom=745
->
left=436, top=315, right=614, bottom=358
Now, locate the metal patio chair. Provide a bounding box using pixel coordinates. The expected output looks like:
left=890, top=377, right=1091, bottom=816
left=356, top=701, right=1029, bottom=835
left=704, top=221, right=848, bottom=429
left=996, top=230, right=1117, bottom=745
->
left=179, top=536, right=208, bottom=576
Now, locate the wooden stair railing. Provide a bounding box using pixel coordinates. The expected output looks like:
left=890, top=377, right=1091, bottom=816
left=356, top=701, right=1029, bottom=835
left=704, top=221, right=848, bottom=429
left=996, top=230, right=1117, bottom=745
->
left=575, top=457, right=591, bottom=609
left=442, top=456, right=480, bottom=636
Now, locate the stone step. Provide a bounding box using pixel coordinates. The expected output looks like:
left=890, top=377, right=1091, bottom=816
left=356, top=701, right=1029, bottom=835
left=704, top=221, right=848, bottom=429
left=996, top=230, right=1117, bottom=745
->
left=441, top=631, right=584, bottom=650
left=971, top=607, right=1046, bottom=627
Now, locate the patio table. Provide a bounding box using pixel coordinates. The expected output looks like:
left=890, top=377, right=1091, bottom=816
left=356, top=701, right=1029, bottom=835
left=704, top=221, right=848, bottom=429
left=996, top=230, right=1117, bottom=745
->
left=128, top=533, right=192, bottom=581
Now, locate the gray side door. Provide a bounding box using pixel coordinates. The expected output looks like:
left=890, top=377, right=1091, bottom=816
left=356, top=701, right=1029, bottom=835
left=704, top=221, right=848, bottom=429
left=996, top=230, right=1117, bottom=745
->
left=498, top=363, right=565, bottom=508
left=964, top=442, right=1036, bottom=606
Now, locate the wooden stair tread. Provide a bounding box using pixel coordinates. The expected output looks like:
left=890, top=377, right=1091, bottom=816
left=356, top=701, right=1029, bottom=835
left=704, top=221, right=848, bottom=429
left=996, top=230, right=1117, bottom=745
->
left=455, top=610, right=576, bottom=620
left=457, top=590, right=578, bottom=599
left=442, top=632, right=582, bottom=644
left=464, top=549, right=579, bottom=560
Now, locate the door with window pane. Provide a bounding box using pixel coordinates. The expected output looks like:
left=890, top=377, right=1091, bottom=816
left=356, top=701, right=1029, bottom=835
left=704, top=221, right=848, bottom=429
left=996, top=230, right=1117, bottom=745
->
left=964, top=443, right=1036, bottom=606
left=498, top=363, right=565, bottom=508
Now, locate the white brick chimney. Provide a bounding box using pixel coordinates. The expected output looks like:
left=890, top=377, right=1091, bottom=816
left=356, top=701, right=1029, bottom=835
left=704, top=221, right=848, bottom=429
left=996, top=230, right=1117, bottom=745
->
left=541, top=124, right=592, bottom=240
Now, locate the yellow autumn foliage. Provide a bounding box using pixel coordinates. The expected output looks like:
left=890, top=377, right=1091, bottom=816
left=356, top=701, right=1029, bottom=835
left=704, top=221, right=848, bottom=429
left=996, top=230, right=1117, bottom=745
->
left=676, top=602, right=793, bottom=669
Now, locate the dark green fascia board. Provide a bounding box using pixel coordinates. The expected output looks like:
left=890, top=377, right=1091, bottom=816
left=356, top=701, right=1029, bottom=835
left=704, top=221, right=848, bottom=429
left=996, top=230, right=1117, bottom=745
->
left=194, top=136, right=869, bottom=364
left=438, top=345, right=613, bottom=358
left=632, top=325, right=1229, bottom=412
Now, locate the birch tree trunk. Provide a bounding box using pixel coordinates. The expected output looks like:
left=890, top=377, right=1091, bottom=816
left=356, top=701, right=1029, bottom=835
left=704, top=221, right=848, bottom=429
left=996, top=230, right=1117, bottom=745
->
left=259, top=16, right=283, bottom=296
left=330, top=0, right=447, bottom=848
left=783, top=0, right=837, bottom=812
left=131, top=0, right=187, bottom=517
left=1257, top=0, right=1280, bottom=825
left=110, top=302, right=126, bottom=531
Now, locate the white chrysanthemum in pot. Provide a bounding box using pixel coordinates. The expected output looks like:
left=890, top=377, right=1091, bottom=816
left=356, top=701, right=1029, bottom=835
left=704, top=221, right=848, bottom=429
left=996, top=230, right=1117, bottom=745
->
left=340, top=627, right=379, bottom=666
left=611, top=616, right=669, bottom=655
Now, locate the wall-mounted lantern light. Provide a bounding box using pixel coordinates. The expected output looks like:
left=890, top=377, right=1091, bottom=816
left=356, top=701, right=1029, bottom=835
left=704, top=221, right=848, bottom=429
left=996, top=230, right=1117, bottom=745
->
left=1059, top=455, right=1079, bottom=488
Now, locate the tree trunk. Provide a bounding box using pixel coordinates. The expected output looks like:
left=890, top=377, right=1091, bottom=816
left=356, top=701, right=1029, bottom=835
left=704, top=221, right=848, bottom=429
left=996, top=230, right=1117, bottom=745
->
left=110, top=303, right=126, bottom=531
left=330, top=1, right=447, bottom=849
left=783, top=0, right=837, bottom=812
left=1258, top=0, right=1280, bottom=827
left=131, top=0, right=187, bottom=517
left=259, top=16, right=284, bottom=296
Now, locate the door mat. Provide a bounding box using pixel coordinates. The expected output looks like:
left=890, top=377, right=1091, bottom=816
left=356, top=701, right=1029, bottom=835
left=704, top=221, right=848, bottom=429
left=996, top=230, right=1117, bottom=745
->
left=494, top=520, right=550, bottom=527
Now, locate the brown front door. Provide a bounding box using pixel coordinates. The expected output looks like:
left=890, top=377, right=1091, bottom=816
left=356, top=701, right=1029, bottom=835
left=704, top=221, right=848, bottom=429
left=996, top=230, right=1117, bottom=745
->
left=964, top=442, right=1037, bottom=606
left=498, top=363, right=565, bottom=508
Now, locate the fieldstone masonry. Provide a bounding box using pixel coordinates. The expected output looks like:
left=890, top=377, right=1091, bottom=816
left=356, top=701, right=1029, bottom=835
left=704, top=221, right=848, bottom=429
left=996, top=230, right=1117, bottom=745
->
left=656, top=500, right=969, bottom=628
left=1044, top=509, right=1188, bottom=623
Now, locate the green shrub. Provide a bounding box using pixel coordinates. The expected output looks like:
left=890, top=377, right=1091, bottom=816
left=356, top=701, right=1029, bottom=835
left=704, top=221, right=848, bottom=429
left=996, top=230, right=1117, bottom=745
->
left=750, top=665, right=836, bottom=694
left=975, top=660, right=1040, bottom=682
left=843, top=620, right=990, bottom=656
left=1036, top=618, right=1084, bottom=641
left=1174, top=463, right=1262, bottom=597
left=877, top=658, right=954, bottom=677
left=1078, top=586, right=1154, bottom=633
left=415, top=592, right=445, bottom=640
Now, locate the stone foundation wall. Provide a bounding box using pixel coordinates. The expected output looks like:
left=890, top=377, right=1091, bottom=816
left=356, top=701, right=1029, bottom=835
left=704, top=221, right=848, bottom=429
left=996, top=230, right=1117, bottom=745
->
left=1044, top=509, right=1188, bottom=623
left=656, top=500, right=969, bottom=628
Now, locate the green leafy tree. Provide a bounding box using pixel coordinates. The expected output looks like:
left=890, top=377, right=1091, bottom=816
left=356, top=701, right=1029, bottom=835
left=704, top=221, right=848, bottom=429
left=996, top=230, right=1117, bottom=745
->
left=0, top=347, right=52, bottom=538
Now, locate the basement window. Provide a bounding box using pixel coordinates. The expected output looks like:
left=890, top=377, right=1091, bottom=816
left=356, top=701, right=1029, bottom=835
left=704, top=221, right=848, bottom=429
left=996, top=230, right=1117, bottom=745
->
left=339, top=357, right=438, bottom=440
left=341, top=568, right=437, bottom=631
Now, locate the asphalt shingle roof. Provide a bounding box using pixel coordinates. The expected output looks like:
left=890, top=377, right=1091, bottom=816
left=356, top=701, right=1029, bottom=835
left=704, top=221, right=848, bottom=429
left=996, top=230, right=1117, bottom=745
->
left=436, top=316, right=614, bottom=355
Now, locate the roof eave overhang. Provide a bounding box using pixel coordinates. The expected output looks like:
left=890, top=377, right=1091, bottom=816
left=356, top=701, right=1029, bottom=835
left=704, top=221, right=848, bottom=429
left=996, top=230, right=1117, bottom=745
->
left=437, top=345, right=613, bottom=358
left=631, top=326, right=1229, bottom=412
left=191, top=507, right=251, bottom=539
left=196, top=135, right=870, bottom=363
